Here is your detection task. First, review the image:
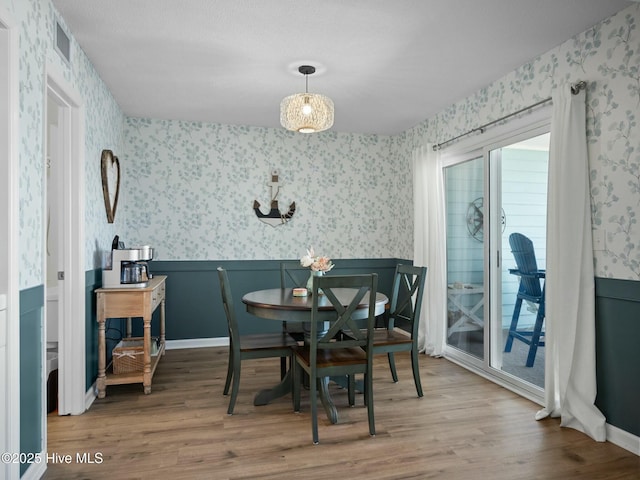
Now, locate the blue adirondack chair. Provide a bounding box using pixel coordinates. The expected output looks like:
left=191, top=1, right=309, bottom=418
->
left=504, top=233, right=545, bottom=367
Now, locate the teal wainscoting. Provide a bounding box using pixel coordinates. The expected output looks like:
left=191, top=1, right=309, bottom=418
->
left=19, top=285, right=44, bottom=476
left=594, top=277, right=640, bottom=437
left=86, top=270, right=101, bottom=390
left=148, top=258, right=403, bottom=340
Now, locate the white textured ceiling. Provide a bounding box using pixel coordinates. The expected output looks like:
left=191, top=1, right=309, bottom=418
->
left=52, top=0, right=632, bottom=135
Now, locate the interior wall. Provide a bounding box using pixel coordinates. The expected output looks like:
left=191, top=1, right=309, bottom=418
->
left=120, top=119, right=411, bottom=261
left=0, top=0, right=126, bottom=290
left=401, top=3, right=640, bottom=282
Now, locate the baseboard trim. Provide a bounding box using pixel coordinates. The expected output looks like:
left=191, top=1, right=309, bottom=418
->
left=85, top=382, right=96, bottom=412
left=166, top=337, right=229, bottom=350
left=606, top=423, right=640, bottom=456
left=20, top=454, right=46, bottom=480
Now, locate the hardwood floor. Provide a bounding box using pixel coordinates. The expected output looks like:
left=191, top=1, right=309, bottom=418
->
left=44, top=347, right=639, bottom=479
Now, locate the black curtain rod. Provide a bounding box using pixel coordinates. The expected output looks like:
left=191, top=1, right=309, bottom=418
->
left=432, top=81, right=587, bottom=151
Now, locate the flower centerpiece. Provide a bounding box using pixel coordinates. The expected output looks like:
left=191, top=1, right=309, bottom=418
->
left=300, top=247, right=334, bottom=293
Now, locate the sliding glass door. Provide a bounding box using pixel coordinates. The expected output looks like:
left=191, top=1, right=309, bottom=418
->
left=444, top=155, right=485, bottom=361
left=492, top=133, right=549, bottom=389
left=444, top=129, right=549, bottom=395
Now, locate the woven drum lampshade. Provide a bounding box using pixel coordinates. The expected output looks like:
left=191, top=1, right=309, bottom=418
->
left=280, top=65, right=334, bottom=133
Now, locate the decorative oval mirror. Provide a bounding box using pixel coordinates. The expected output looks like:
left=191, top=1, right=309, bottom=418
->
left=101, top=149, right=121, bottom=223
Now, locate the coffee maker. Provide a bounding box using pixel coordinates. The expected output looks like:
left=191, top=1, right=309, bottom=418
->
left=102, top=236, right=154, bottom=288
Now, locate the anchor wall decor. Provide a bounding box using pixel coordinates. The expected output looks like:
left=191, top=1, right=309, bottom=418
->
left=253, top=170, right=296, bottom=227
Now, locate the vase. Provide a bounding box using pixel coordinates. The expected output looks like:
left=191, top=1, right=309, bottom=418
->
left=306, top=270, right=324, bottom=294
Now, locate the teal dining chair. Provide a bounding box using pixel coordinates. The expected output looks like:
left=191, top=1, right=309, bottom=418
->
left=217, top=267, right=298, bottom=415
left=346, top=264, right=427, bottom=397
left=504, top=233, right=546, bottom=367
left=292, top=273, right=378, bottom=445
left=374, top=264, right=427, bottom=396
left=280, top=260, right=310, bottom=293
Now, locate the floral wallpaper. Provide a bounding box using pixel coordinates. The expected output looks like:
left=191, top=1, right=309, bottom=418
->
left=121, top=120, right=405, bottom=260
left=401, top=3, right=640, bottom=280
left=7, top=0, right=640, bottom=287
left=4, top=0, right=124, bottom=288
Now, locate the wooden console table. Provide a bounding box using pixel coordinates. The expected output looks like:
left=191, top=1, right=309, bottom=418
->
left=95, top=275, right=167, bottom=398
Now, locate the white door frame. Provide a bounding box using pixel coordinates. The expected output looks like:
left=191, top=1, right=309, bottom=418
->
left=0, top=6, right=20, bottom=480
left=45, top=65, right=86, bottom=416
left=442, top=114, right=551, bottom=406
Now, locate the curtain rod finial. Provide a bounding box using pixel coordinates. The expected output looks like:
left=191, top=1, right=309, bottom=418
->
left=571, top=81, right=587, bottom=94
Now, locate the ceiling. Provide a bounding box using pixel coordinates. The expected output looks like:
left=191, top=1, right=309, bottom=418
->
left=52, top=0, right=632, bottom=135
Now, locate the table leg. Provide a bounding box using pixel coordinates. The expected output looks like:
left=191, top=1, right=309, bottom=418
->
left=97, top=317, right=107, bottom=399
left=254, top=369, right=293, bottom=405
left=318, top=378, right=338, bottom=424
left=253, top=369, right=339, bottom=424
left=160, top=297, right=166, bottom=355
left=143, top=315, right=152, bottom=394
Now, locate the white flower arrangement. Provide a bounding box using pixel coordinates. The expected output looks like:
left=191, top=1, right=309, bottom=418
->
left=300, top=247, right=334, bottom=272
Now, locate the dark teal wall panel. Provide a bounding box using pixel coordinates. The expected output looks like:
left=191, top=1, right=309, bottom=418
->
left=85, top=270, right=101, bottom=390
left=594, top=277, right=640, bottom=437
left=19, top=285, right=43, bottom=476
left=149, top=259, right=403, bottom=340
left=163, top=268, right=223, bottom=339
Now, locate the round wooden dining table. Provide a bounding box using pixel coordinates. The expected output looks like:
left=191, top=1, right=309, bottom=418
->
left=243, top=287, right=387, bottom=318
left=242, top=287, right=388, bottom=423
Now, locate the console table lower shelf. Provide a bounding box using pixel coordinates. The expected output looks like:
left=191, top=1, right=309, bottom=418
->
left=95, top=275, right=167, bottom=398
left=104, top=343, right=165, bottom=388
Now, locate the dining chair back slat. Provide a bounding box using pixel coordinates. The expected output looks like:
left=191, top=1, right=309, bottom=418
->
left=280, top=260, right=309, bottom=289
left=317, top=284, right=371, bottom=344
left=218, top=267, right=240, bottom=349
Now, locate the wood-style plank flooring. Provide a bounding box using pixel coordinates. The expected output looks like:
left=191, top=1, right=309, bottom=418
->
left=44, top=347, right=639, bottom=479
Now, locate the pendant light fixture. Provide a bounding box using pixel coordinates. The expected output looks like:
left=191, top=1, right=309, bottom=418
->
left=280, top=65, right=334, bottom=133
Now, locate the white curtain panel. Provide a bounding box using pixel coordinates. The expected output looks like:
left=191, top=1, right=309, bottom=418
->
left=535, top=83, right=606, bottom=441
left=412, top=144, right=447, bottom=357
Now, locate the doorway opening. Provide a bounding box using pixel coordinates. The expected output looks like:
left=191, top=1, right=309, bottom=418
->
left=44, top=68, right=86, bottom=425
left=45, top=93, right=62, bottom=416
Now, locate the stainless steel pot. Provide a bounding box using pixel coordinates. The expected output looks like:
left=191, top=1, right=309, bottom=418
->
left=121, top=262, right=149, bottom=284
